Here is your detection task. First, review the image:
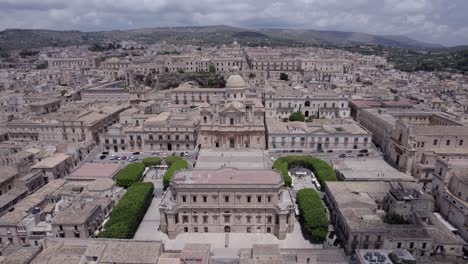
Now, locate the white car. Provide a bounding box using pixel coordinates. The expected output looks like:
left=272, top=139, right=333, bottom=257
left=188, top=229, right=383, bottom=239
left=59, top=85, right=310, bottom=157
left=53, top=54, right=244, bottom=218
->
left=184, top=151, right=189, bottom=156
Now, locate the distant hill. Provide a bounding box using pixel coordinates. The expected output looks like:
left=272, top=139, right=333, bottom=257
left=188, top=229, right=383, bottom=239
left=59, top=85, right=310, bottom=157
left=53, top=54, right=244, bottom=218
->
left=0, top=25, right=444, bottom=53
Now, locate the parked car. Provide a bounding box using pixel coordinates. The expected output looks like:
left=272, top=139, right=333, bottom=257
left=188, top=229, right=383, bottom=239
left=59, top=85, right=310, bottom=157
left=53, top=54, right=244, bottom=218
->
left=133, top=152, right=140, bottom=155
left=327, top=150, right=333, bottom=153
left=184, top=151, right=189, bottom=156
left=359, top=149, right=368, bottom=153
left=102, top=151, right=110, bottom=155
left=100, top=155, right=106, bottom=160
left=121, top=156, right=127, bottom=160
left=296, top=150, right=304, bottom=153
left=346, top=150, right=353, bottom=153
left=357, top=153, right=365, bottom=157
left=180, top=152, right=184, bottom=157
left=339, top=153, right=346, bottom=158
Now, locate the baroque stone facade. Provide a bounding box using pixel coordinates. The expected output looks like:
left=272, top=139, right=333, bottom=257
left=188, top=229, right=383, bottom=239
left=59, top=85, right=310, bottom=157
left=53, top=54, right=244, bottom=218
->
left=159, top=168, right=295, bottom=239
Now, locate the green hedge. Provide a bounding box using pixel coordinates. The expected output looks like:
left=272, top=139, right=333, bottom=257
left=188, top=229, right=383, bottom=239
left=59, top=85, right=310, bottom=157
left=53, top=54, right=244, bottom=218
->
left=142, top=157, right=162, bottom=167
left=163, top=157, right=189, bottom=190
left=98, top=182, right=154, bottom=239
left=296, top=188, right=328, bottom=242
left=273, top=155, right=336, bottom=190
left=273, top=159, right=292, bottom=187
left=115, top=163, right=145, bottom=188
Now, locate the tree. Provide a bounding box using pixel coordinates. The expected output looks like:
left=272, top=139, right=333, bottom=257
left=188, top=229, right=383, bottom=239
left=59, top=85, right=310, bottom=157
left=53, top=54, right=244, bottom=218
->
left=384, top=213, right=411, bottom=225
left=208, top=64, right=216, bottom=74
left=142, top=157, right=161, bottom=167
left=98, top=182, right=154, bottom=239
left=163, top=157, right=188, bottom=189
left=296, top=188, right=329, bottom=243
left=115, top=163, right=145, bottom=188
left=273, top=155, right=337, bottom=191
left=280, top=72, right=289, bottom=81
left=36, top=62, right=48, bottom=69
left=289, top=112, right=305, bottom=122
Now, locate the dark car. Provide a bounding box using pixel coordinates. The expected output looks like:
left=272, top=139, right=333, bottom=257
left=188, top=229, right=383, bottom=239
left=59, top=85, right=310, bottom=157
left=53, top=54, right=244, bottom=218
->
left=346, top=150, right=353, bottom=153
left=359, top=149, right=368, bottom=153
left=357, top=153, right=365, bottom=157
left=180, top=152, right=184, bottom=157
left=339, top=154, right=346, bottom=158
left=327, top=150, right=333, bottom=153
left=100, top=155, right=107, bottom=160
left=102, top=151, right=110, bottom=155
left=296, top=150, right=304, bottom=153
left=132, top=152, right=140, bottom=155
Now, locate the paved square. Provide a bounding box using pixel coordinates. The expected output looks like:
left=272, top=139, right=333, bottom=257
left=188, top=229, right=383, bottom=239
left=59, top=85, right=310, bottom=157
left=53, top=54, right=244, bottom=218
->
left=195, top=149, right=268, bottom=169
left=146, top=217, right=322, bottom=250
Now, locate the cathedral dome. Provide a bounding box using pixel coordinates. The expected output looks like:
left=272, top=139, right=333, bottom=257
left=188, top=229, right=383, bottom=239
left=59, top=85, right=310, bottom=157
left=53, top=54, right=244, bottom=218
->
left=226, top=74, right=246, bottom=89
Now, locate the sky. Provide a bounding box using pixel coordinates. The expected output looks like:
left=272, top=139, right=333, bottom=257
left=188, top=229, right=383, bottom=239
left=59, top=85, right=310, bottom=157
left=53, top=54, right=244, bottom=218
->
left=0, top=0, right=467, bottom=46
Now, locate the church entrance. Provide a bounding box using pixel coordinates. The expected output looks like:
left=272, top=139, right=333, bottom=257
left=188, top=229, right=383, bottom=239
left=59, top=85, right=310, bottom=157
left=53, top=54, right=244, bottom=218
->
left=229, top=138, right=235, bottom=148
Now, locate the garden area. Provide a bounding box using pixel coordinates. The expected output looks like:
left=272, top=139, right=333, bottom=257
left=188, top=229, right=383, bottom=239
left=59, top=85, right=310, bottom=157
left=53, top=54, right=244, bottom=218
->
left=101, top=155, right=188, bottom=239
left=163, top=156, right=189, bottom=189
left=115, top=162, right=145, bottom=188
left=296, top=188, right=329, bottom=243
left=273, top=155, right=337, bottom=190
left=98, top=182, right=154, bottom=239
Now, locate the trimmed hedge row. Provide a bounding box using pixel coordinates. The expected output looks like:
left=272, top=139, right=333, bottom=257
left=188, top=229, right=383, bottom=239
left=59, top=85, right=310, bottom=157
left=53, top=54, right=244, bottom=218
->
left=296, top=188, right=328, bottom=242
left=98, top=182, right=154, bottom=239
left=142, top=157, right=162, bottom=167
left=273, top=155, right=336, bottom=190
left=115, top=162, right=145, bottom=188
left=273, top=159, right=292, bottom=187
left=163, top=157, right=189, bottom=189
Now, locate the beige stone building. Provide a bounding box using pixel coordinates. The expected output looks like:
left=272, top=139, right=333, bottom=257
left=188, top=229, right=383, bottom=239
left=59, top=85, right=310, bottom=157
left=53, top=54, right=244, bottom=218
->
left=386, top=112, right=468, bottom=179
left=266, top=118, right=372, bottom=151
left=199, top=74, right=266, bottom=149
left=325, top=181, right=464, bottom=258
left=160, top=168, right=295, bottom=239
left=264, top=86, right=350, bottom=120
left=438, top=170, right=468, bottom=242
left=52, top=197, right=112, bottom=239
left=102, top=111, right=200, bottom=152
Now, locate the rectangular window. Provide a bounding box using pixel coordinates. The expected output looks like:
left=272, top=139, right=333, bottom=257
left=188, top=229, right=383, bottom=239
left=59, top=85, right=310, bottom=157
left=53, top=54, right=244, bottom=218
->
left=192, top=196, right=197, bottom=203
left=224, top=196, right=229, bottom=203
left=203, top=196, right=207, bottom=203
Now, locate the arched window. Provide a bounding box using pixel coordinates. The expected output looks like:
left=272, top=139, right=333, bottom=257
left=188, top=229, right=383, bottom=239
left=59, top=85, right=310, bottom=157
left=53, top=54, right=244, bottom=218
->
left=304, top=101, right=311, bottom=107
